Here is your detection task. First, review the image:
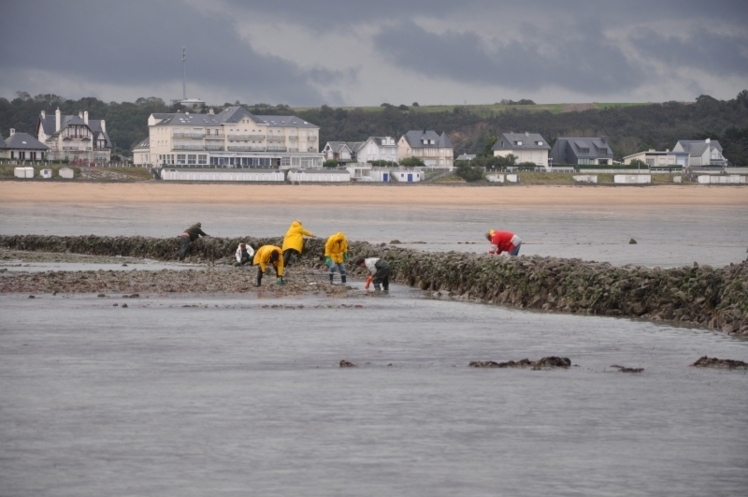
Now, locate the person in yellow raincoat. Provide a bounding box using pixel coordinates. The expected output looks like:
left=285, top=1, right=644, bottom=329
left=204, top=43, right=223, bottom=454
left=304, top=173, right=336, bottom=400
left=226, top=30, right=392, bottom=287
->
left=324, top=232, right=349, bottom=284
left=253, top=245, right=284, bottom=287
left=282, top=220, right=314, bottom=267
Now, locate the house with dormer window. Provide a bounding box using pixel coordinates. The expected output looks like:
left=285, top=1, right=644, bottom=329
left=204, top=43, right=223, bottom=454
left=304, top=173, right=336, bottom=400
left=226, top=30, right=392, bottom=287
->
left=550, top=137, right=613, bottom=166
left=2, top=128, right=49, bottom=161
left=398, top=130, right=453, bottom=169
left=492, top=132, right=551, bottom=168
left=37, top=108, right=112, bottom=164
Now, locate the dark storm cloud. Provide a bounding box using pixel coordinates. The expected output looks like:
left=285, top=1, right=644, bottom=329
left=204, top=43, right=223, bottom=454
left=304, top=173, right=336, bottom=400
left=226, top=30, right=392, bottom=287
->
left=373, top=22, right=643, bottom=94
left=0, top=0, right=335, bottom=104
left=630, top=29, right=748, bottom=77
left=221, top=0, right=748, bottom=27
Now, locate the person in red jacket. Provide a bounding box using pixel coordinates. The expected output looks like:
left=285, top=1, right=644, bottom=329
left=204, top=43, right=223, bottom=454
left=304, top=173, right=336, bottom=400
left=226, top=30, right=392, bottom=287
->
left=486, top=229, right=522, bottom=256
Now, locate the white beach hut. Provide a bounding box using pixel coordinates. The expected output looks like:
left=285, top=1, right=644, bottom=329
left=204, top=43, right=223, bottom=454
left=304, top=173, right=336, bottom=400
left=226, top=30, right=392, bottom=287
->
left=59, top=167, right=75, bottom=179
left=41, top=169, right=53, bottom=179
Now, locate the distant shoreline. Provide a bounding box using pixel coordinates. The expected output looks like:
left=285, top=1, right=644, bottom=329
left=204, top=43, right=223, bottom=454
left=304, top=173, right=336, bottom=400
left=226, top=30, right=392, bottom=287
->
left=1, top=182, right=746, bottom=207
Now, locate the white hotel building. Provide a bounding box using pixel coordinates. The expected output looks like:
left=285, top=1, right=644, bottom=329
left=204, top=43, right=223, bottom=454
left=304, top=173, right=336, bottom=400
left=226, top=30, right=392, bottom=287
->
left=140, top=106, right=323, bottom=169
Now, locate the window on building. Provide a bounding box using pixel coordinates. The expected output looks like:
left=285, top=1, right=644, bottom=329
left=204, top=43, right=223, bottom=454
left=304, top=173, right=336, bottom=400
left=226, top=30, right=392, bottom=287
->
left=198, top=155, right=207, bottom=165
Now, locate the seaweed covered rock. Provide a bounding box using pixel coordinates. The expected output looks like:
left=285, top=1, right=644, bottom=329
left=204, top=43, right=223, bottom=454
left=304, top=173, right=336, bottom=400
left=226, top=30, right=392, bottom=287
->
left=691, top=356, right=748, bottom=369
left=469, top=357, right=571, bottom=369
left=2, top=234, right=747, bottom=335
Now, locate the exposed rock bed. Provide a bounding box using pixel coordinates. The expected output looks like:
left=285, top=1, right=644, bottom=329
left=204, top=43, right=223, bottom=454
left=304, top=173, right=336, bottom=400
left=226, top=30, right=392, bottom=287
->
left=1, top=234, right=747, bottom=335
left=469, top=357, right=572, bottom=369
left=691, top=356, right=748, bottom=369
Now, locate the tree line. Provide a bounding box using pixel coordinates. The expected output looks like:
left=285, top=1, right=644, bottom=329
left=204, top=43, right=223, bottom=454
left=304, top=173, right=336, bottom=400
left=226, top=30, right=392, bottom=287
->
left=1, top=90, right=747, bottom=165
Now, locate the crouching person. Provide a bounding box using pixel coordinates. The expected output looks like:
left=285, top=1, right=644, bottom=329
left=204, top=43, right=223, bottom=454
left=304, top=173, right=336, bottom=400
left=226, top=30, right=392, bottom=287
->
left=235, top=242, right=255, bottom=266
left=253, top=245, right=284, bottom=286
left=354, top=256, right=390, bottom=292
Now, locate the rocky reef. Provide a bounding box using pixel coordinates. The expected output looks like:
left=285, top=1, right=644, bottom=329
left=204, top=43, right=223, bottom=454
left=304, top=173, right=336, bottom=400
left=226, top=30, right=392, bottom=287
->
left=1, top=234, right=746, bottom=336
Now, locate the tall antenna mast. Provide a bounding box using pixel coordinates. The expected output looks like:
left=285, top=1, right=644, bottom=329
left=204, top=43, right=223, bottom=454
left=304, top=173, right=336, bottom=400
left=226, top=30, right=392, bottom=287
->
left=182, top=46, right=187, bottom=100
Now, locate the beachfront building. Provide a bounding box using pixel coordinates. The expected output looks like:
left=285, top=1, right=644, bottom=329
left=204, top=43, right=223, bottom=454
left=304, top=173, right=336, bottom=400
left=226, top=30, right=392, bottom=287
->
left=322, top=137, right=397, bottom=164
left=671, top=139, right=727, bottom=167
left=132, top=137, right=151, bottom=166
left=549, top=137, right=613, bottom=166
left=492, top=132, right=551, bottom=168
left=322, top=141, right=358, bottom=163
left=2, top=129, right=49, bottom=161
left=623, top=149, right=678, bottom=169
left=36, top=109, right=112, bottom=164
left=398, top=130, right=454, bottom=170
left=147, top=106, right=323, bottom=169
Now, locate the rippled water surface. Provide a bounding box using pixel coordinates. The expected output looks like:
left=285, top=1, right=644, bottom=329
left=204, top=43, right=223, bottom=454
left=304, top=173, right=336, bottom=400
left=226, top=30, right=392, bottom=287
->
left=2, top=202, right=747, bottom=267
left=1, top=202, right=748, bottom=496
left=1, top=293, right=747, bottom=497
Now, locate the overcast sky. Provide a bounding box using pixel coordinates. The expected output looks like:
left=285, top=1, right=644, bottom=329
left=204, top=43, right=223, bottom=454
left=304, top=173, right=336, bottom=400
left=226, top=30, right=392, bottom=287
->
left=1, top=0, right=747, bottom=106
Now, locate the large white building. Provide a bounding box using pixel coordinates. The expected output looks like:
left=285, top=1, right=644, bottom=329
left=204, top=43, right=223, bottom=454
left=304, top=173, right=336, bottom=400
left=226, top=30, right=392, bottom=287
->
left=141, top=106, right=323, bottom=169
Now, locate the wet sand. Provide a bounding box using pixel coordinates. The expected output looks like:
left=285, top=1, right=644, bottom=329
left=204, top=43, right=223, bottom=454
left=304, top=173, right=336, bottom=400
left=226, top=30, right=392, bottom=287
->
left=1, top=182, right=746, bottom=207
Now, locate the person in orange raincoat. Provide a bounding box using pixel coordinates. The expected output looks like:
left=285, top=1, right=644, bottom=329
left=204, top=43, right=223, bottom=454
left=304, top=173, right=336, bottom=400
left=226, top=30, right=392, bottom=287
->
left=324, top=232, right=348, bottom=284
left=281, top=220, right=314, bottom=267
left=253, top=245, right=284, bottom=286
left=486, top=229, right=522, bottom=256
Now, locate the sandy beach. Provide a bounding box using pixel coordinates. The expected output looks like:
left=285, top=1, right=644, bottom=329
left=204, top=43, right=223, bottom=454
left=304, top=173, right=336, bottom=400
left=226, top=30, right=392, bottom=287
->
left=1, top=182, right=746, bottom=207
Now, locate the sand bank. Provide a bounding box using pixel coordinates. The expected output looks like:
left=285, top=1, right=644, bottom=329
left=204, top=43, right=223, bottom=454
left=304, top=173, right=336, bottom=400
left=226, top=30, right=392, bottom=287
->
left=1, top=182, right=746, bottom=207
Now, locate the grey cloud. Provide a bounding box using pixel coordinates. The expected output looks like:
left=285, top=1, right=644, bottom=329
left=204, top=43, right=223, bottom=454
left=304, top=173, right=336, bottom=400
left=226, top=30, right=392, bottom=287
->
left=630, top=29, right=748, bottom=77
left=0, top=0, right=335, bottom=105
left=373, top=22, right=643, bottom=94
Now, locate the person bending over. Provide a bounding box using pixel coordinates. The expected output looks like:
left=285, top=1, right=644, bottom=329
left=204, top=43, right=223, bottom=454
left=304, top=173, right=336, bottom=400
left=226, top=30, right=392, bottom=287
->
left=235, top=242, right=255, bottom=266
left=354, top=256, right=390, bottom=292
left=486, top=229, right=522, bottom=256
left=282, top=220, right=314, bottom=267
left=253, top=245, right=284, bottom=286
left=324, top=232, right=349, bottom=284
left=179, top=222, right=209, bottom=261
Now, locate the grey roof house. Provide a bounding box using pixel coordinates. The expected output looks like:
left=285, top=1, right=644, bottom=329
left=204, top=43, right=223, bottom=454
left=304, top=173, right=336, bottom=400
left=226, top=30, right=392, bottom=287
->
left=37, top=108, right=112, bottom=163
left=3, top=129, right=49, bottom=160
left=549, top=137, right=614, bottom=166
left=492, top=132, right=551, bottom=167
left=671, top=139, right=727, bottom=167
left=398, top=130, right=454, bottom=169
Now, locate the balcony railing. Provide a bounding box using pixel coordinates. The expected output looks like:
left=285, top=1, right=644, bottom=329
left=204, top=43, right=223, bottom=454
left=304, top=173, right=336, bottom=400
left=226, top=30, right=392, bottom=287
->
left=173, top=133, right=204, bottom=139
left=267, top=136, right=286, bottom=143
left=267, top=146, right=287, bottom=152
left=204, top=134, right=225, bottom=140
left=227, top=146, right=254, bottom=152
left=173, top=144, right=205, bottom=151
left=248, top=134, right=265, bottom=140
left=227, top=135, right=252, bottom=141
left=63, top=146, right=91, bottom=151
left=205, top=145, right=224, bottom=151
left=307, top=135, right=317, bottom=141
left=288, top=136, right=298, bottom=142
left=288, top=147, right=299, bottom=152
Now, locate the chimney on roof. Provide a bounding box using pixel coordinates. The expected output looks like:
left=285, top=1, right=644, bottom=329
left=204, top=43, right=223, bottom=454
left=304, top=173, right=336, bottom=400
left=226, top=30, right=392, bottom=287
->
left=705, top=138, right=710, bottom=144
left=101, top=120, right=106, bottom=132
left=84, top=111, right=88, bottom=124
left=41, top=110, right=45, bottom=119
left=10, top=128, right=15, bottom=136
left=78, top=111, right=83, bottom=119
left=208, top=108, right=214, bottom=115
left=55, top=108, right=60, bottom=132
left=525, top=131, right=529, bottom=136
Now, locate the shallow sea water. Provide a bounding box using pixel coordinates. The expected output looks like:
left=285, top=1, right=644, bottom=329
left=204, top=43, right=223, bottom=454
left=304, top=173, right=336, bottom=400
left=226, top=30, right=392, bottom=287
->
left=1, top=292, right=747, bottom=497
left=2, top=202, right=747, bottom=267
left=1, top=201, right=748, bottom=496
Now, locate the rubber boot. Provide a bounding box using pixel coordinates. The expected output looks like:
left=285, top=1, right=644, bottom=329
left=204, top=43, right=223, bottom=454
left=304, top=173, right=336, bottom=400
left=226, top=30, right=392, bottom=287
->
left=256, top=271, right=262, bottom=287
left=341, top=275, right=346, bottom=284
left=329, top=273, right=334, bottom=284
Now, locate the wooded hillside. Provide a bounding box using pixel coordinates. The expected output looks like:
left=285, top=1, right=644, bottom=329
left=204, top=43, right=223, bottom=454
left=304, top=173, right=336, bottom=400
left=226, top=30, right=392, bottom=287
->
left=2, top=91, right=747, bottom=165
